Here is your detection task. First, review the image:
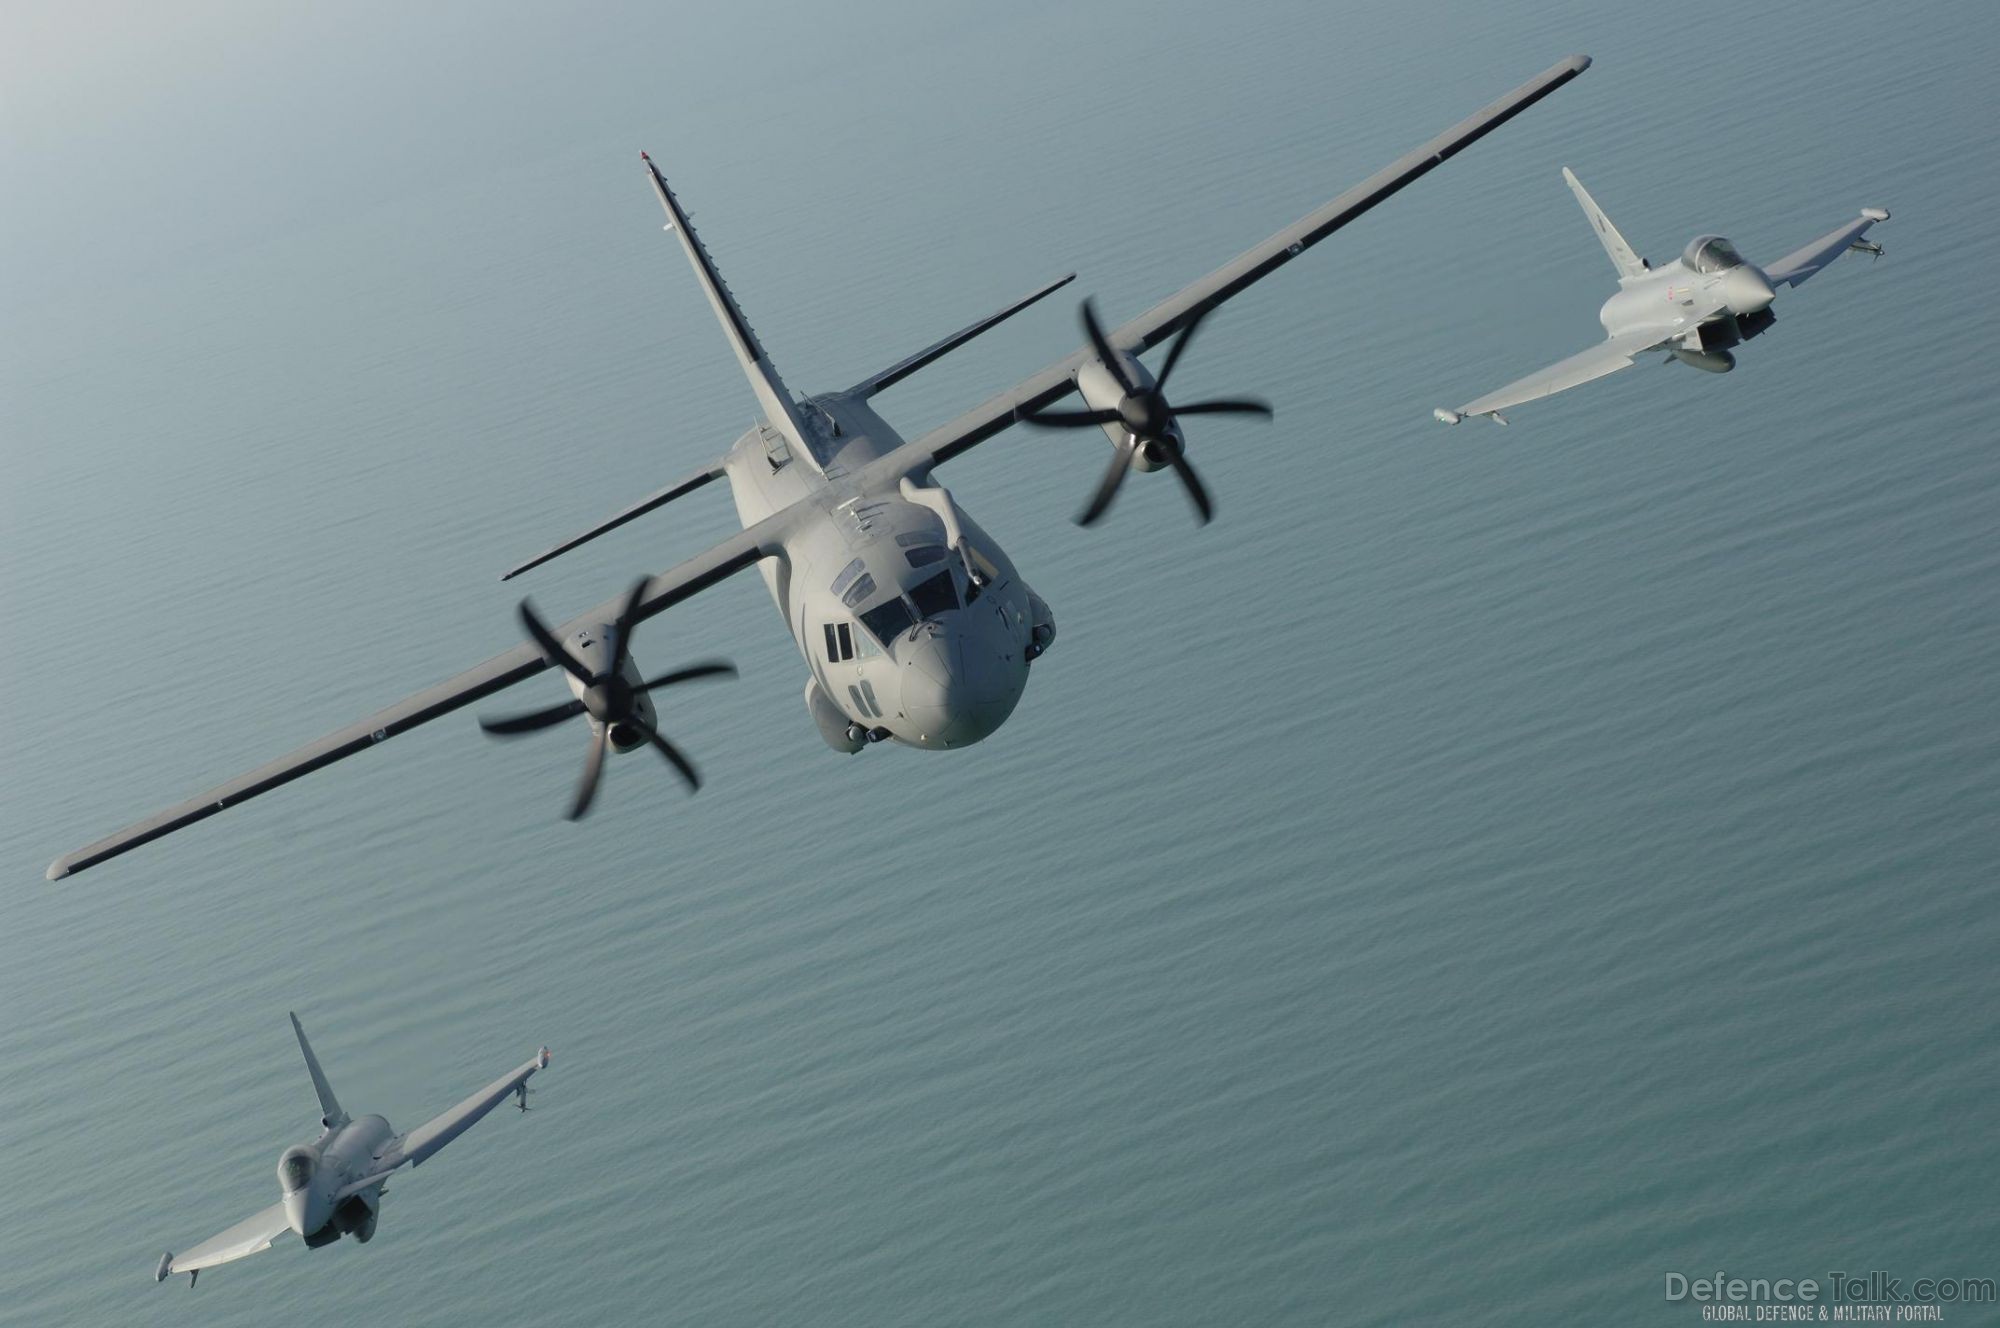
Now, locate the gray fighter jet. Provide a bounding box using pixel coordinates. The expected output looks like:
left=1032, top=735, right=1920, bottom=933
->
left=1435, top=167, right=1889, bottom=424
left=154, top=1014, right=550, bottom=1287
left=48, top=56, right=1591, bottom=879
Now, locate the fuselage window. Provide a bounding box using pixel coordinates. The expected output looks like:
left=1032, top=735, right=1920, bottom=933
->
left=830, top=558, right=866, bottom=598
left=858, top=595, right=916, bottom=644
left=840, top=573, right=876, bottom=609
left=908, top=568, right=960, bottom=621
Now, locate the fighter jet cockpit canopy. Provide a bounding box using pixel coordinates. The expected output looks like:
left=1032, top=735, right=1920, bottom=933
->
left=1683, top=235, right=1746, bottom=275
left=278, top=1148, right=315, bottom=1193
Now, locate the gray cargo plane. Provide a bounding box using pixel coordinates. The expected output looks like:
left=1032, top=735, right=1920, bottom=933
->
left=1435, top=167, right=1889, bottom=424
left=48, top=56, right=1591, bottom=880
left=155, top=1014, right=549, bottom=1286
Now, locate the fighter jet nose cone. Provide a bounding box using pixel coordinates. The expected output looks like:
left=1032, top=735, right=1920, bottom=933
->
left=893, top=625, right=1027, bottom=749
left=1727, top=266, right=1777, bottom=315
left=283, top=1192, right=312, bottom=1238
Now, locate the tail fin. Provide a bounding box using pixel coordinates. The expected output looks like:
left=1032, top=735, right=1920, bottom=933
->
left=1562, top=167, right=1648, bottom=279
left=289, top=1013, right=348, bottom=1128
left=640, top=152, right=817, bottom=467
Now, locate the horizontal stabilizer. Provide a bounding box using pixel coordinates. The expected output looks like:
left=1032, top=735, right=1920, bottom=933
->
left=501, top=464, right=724, bottom=580
left=847, top=273, right=1075, bottom=399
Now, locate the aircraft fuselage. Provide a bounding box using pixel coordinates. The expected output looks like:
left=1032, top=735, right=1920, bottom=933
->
left=716, top=390, right=1053, bottom=752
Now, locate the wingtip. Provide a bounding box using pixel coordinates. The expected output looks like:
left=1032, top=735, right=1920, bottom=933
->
left=45, top=858, right=69, bottom=881
left=1568, top=53, right=1593, bottom=72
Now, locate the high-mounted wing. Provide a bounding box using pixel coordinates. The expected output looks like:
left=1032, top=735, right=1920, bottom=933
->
left=49, top=513, right=792, bottom=880
left=1763, top=208, right=1890, bottom=289
left=869, top=55, right=1592, bottom=477
left=1437, top=327, right=1667, bottom=424
left=383, top=1046, right=551, bottom=1171
left=156, top=1203, right=293, bottom=1282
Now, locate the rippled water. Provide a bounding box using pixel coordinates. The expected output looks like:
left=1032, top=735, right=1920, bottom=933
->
left=5, top=1, right=1997, bottom=1323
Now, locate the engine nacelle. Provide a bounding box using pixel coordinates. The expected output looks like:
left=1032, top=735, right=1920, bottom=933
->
left=1074, top=360, right=1176, bottom=472
left=1671, top=347, right=1736, bottom=374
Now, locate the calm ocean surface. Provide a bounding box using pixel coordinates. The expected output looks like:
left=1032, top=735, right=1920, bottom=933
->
left=5, top=1, right=1997, bottom=1322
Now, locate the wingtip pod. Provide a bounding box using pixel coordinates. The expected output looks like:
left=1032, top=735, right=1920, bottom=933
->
left=1565, top=53, right=1593, bottom=73
left=156, top=1253, right=173, bottom=1283
left=1862, top=206, right=1890, bottom=222
left=46, top=856, right=69, bottom=881
left=538, top=1045, right=552, bottom=1069
left=1434, top=408, right=1463, bottom=425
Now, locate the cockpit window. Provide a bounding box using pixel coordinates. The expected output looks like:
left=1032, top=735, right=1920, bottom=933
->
left=904, top=544, right=948, bottom=568
left=281, top=1153, right=313, bottom=1192
left=857, top=595, right=916, bottom=644
left=839, top=573, right=876, bottom=610
left=908, top=568, right=960, bottom=621
left=830, top=558, right=865, bottom=598
left=895, top=530, right=944, bottom=547
left=1683, top=235, right=1745, bottom=275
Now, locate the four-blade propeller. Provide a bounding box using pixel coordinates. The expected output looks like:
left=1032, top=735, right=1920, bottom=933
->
left=1025, top=298, right=1273, bottom=526
left=478, top=579, right=735, bottom=819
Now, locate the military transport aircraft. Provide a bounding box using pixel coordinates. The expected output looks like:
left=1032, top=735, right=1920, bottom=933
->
left=1433, top=166, right=1889, bottom=424
left=154, top=1014, right=549, bottom=1287
left=48, top=55, right=1592, bottom=881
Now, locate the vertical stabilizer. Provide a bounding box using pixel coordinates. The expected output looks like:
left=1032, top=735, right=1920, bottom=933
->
left=289, top=1013, right=348, bottom=1128
left=1562, top=167, right=1648, bottom=279
left=640, top=153, right=818, bottom=468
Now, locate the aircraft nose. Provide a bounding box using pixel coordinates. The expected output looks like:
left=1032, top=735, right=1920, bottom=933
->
left=1726, top=265, right=1777, bottom=314
left=283, top=1190, right=314, bottom=1238
left=894, top=624, right=1027, bottom=748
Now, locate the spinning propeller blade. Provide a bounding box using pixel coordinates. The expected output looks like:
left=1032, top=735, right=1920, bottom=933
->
left=1025, top=298, right=1273, bottom=526
left=479, top=580, right=734, bottom=819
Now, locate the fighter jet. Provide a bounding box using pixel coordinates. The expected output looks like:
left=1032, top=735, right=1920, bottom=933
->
left=1435, top=167, right=1889, bottom=424
left=154, top=1014, right=550, bottom=1287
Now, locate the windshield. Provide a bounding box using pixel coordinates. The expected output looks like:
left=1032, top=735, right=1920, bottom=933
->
left=857, top=595, right=916, bottom=644
left=1683, top=235, right=1745, bottom=274
left=281, top=1152, right=314, bottom=1192
left=908, top=569, right=960, bottom=620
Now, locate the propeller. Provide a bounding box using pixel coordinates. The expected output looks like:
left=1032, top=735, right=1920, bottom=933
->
left=1025, top=298, right=1273, bottom=526
left=478, top=578, right=736, bottom=819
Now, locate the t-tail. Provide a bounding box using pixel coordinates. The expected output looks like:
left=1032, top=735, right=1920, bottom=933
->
left=640, top=151, right=818, bottom=468
left=290, top=1012, right=349, bottom=1129
left=1562, top=166, right=1648, bottom=279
